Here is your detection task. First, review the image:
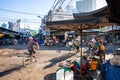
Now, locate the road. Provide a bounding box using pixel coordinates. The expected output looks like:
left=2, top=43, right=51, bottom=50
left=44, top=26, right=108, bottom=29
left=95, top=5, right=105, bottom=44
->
left=0, top=44, right=77, bottom=80
left=0, top=44, right=118, bottom=80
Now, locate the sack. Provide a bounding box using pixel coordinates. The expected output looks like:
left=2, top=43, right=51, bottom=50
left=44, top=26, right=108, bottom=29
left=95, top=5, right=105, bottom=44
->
left=91, top=61, right=98, bottom=71
left=56, top=68, right=74, bottom=80
left=100, top=45, right=105, bottom=50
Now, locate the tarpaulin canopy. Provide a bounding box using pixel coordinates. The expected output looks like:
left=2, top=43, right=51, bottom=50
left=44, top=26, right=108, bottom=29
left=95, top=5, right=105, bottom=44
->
left=68, top=30, right=102, bottom=36
left=73, top=6, right=109, bottom=19
left=0, top=27, right=20, bottom=35
left=46, top=17, right=102, bottom=31
left=46, top=5, right=118, bottom=66
left=46, top=6, right=116, bottom=31
left=108, top=30, right=120, bottom=33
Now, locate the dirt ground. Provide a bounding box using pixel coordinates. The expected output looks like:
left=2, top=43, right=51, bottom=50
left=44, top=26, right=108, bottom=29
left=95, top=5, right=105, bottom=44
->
left=0, top=44, right=77, bottom=80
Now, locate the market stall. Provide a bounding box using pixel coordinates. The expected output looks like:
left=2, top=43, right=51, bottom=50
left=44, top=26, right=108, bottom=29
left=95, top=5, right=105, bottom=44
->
left=46, top=3, right=120, bottom=80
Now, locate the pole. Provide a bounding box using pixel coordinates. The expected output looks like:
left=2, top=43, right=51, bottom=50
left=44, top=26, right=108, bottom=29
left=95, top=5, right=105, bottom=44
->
left=111, top=25, right=115, bottom=53
left=80, top=24, right=82, bottom=65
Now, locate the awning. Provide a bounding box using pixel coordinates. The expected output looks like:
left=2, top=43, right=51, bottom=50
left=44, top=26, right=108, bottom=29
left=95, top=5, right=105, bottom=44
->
left=46, top=17, right=103, bottom=31
left=46, top=6, right=116, bottom=31
left=68, top=30, right=102, bottom=36
left=0, top=27, right=20, bottom=35
left=73, top=6, right=109, bottom=19
left=108, top=30, right=120, bottom=33
left=0, top=33, right=5, bottom=37
left=46, top=17, right=115, bottom=31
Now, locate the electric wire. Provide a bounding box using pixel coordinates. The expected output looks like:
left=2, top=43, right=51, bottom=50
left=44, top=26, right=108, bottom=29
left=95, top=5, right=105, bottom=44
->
left=63, top=0, right=74, bottom=10
left=52, top=0, right=65, bottom=15
left=0, top=17, right=41, bottom=23
left=52, top=0, right=73, bottom=20
left=50, top=0, right=57, bottom=10
left=57, top=0, right=65, bottom=10
left=0, top=8, right=44, bottom=16
left=52, top=0, right=60, bottom=11
left=0, top=19, right=40, bottom=23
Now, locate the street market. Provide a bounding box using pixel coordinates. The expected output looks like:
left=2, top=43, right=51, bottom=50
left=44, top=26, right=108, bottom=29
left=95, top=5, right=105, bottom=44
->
left=0, top=0, right=120, bottom=80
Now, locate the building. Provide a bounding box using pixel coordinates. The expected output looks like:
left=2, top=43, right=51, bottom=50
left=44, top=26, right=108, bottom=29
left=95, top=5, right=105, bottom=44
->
left=41, top=9, right=74, bottom=40
left=41, top=9, right=74, bottom=34
left=40, top=15, right=49, bottom=36
left=66, top=5, right=73, bottom=13
left=76, top=0, right=96, bottom=12
left=66, top=5, right=77, bottom=13
left=13, top=19, right=21, bottom=32
left=48, top=9, right=74, bottom=21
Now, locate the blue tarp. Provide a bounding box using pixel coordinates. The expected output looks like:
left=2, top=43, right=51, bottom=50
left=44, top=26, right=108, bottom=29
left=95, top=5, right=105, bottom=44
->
left=39, top=40, right=44, bottom=46
left=101, top=60, right=120, bottom=80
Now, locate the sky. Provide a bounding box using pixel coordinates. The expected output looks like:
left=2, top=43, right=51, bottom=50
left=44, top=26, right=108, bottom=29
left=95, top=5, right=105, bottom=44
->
left=71, top=0, right=107, bottom=9
left=0, top=0, right=55, bottom=30
left=96, top=0, right=107, bottom=9
left=0, top=0, right=107, bottom=31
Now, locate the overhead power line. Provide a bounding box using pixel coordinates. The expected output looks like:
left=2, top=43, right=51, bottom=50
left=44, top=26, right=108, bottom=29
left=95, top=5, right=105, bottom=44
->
left=63, top=0, right=74, bottom=10
left=0, top=16, right=17, bottom=20
left=0, top=19, right=40, bottom=23
left=57, top=0, right=65, bottom=10
left=50, top=0, right=57, bottom=10
left=0, top=8, right=44, bottom=16
left=0, top=16, right=41, bottom=23
left=52, top=0, right=65, bottom=16
left=52, top=0, right=60, bottom=11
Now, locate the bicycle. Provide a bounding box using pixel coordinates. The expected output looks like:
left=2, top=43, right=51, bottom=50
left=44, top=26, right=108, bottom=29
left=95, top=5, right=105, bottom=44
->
left=22, top=51, right=37, bottom=66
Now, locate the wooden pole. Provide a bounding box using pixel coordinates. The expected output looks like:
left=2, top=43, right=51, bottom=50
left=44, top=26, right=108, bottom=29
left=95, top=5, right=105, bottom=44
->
left=80, top=24, right=82, bottom=65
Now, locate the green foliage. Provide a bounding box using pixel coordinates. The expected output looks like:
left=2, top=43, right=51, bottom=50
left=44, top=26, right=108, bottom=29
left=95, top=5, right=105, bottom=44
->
left=1, top=23, right=7, bottom=28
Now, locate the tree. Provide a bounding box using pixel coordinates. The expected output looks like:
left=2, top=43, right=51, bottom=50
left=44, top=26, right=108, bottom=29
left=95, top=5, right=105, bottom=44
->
left=1, top=23, right=7, bottom=28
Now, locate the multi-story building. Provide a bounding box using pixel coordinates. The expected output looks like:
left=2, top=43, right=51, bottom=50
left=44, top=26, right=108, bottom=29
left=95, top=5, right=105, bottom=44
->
left=48, top=9, right=74, bottom=21
left=41, top=9, right=73, bottom=31
left=76, top=0, right=96, bottom=12
left=13, top=19, right=21, bottom=32
left=41, top=9, right=74, bottom=40
left=66, top=5, right=77, bottom=13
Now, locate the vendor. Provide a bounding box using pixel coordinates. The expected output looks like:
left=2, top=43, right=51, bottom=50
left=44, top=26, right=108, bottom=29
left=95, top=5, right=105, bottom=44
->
left=80, top=56, right=89, bottom=75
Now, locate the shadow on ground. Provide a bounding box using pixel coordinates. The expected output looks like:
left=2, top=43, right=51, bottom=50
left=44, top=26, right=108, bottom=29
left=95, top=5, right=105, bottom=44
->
left=43, top=53, right=75, bottom=69
left=0, top=65, right=24, bottom=77
left=44, top=73, right=56, bottom=80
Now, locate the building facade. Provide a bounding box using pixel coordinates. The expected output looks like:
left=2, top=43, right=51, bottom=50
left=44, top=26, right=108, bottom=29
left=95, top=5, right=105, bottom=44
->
left=48, top=9, right=74, bottom=21
left=76, top=0, right=96, bottom=12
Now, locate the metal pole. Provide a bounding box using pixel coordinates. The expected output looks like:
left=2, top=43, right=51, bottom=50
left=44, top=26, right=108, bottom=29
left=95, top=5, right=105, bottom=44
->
left=112, top=25, right=115, bottom=53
